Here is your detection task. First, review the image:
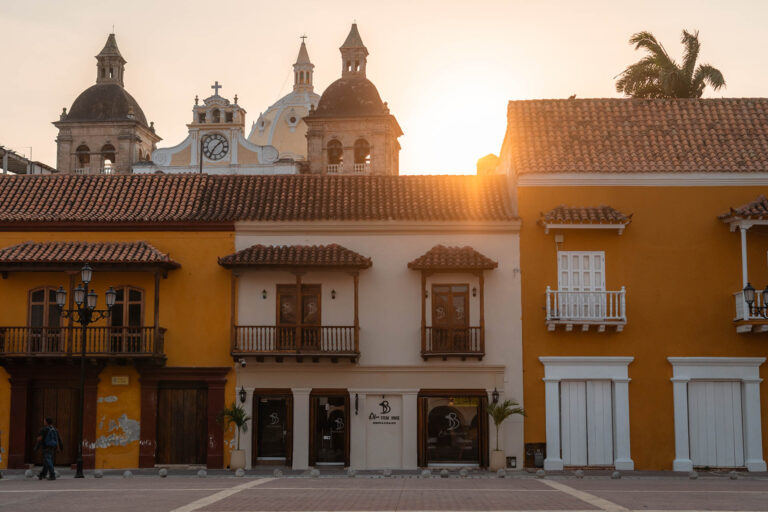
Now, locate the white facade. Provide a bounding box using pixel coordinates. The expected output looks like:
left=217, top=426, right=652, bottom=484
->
left=231, top=221, right=522, bottom=470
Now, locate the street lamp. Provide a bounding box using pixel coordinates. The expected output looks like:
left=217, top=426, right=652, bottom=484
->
left=743, top=282, right=768, bottom=318
left=56, top=264, right=116, bottom=478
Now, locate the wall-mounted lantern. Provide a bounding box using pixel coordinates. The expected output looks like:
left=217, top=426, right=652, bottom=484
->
left=331, top=289, right=336, bottom=300
left=239, top=386, right=247, bottom=403
left=744, top=282, right=768, bottom=318
left=261, top=289, right=267, bottom=299
left=472, top=287, right=477, bottom=297
left=492, top=387, right=499, bottom=404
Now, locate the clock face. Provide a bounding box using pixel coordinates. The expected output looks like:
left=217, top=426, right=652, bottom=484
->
left=202, top=133, right=229, bottom=161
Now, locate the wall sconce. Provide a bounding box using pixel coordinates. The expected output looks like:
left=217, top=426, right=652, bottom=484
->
left=239, top=385, right=247, bottom=403
left=261, top=289, right=267, bottom=299
left=472, top=287, right=477, bottom=297
left=492, top=387, right=499, bottom=404
left=425, top=290, right=429, bottom=299
left=331, top=289, right=336, bottom=300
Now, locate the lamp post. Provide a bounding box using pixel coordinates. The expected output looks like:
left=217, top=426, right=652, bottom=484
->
left=55, top=264, right=116, bottom=478
left=743, top=282, right=768, bottom=318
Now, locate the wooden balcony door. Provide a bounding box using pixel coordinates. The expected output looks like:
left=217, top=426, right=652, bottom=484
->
left=110, top=287, right=144, bottom=353
left=432, top=284, right=469, bottom=351
left=28, top=287, right=62, bottom=352
left=277, top=284, right=321, bottom=350
left=557, top=251, right=606, bottom=319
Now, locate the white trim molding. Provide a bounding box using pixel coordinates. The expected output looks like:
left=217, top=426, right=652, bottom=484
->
left=668, top=357, right=766, bottom=472
left=539, top=356, right=634, bottom=471
left=542, top=223, right=628, bottom=235
left=518, top=172, right=768, bottom=187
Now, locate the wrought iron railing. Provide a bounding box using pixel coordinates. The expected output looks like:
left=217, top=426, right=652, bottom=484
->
left=545, top=287, right=627, bottom=323
left=0, top=326, right=164, bottom=357
left=233, top=325, right=357, bottom=355
left=423, top=327, right=483, bottom=355
left=734, top=290, right=766, bottom=321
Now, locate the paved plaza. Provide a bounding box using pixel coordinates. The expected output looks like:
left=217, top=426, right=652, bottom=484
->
left=2, top=471, right=768, bottom=512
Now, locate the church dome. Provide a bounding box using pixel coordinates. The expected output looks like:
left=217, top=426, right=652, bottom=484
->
left=65, top=83, right=148, bottom=126
left=312, top=77, right=387, bottom=118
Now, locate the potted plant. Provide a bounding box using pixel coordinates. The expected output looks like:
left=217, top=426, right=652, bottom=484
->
left=218, top=402, right=251, bottom=470
left=487, top=399, right=525, bottom=471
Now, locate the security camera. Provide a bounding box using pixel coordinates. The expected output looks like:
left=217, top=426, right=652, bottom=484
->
left=239, top=358, right=246, bottom=368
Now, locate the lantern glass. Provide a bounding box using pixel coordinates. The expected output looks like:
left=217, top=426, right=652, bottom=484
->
left=80, top=263, right=93, bottom=285
left=744, top=282, right=756, bottom=305
left=87, top=289, right=97, bottom=310
left=105, top=286, right=117, bottom=308
left=73, top=284, right=86, bottom=306
left=55, top=286, right=67, bottom=308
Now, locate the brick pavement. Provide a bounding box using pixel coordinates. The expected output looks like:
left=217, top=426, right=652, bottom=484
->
left=1, top=473, right=768, bottom=512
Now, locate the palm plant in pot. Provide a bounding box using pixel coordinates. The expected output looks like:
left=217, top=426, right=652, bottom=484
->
left=488, top=399, right=525, bottom=471
left=218, top=402, right=251, bottom=470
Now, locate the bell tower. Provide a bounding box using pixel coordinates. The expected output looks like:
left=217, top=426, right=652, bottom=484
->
left=96, top=33, right=126, bottom=86
left=340, top=23, right=368, bottom=78
left=293, top=37, right=314, bottom=92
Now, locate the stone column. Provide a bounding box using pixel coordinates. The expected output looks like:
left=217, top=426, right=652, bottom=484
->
left=613, top=378, right=634, bottom=470
left=291, top=388, right=311, bottom=470
left=401, top=391, right=419, bottom=469
left=671, top=377, right=692, bottom=472
left=742, top=377, right=767, bottom=472
left=543, top=378, right=563, bottom=470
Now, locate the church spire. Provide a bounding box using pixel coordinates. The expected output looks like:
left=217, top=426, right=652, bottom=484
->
left=340, top=23, right=368, bottom=78
left=95, top=33, right=126, bottom=86
left=293, top=36, right=314, bottom=92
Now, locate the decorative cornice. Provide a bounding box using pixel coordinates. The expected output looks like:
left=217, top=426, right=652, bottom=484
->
left=235, top=220, right=521, bottom=234
left=518, top=172, right=768, bottom=187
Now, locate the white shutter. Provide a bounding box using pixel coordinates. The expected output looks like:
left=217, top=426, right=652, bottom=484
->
left=688, top=381, right=744, bottom=467
left=557, top=252, right=606, bottom=319
left=560, top=381, right=587, bottom=466
left=560, top=380, right=614, bottom=466
left=586, top=381, right=613, bottom=465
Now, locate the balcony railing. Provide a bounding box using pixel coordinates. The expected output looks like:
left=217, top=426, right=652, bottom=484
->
left=545, top=287, right=627, bottom=332
left=733, top=291, right=768, bottom=333
left=327, top=164, right=342, bottom=174
left=73, top=167, right=90, bottom=175
left=0, top=326, right=165, bottom=358
left=233, top=325, right=358, bottom=359
left=352, top=163, right=370, bottom=174
left=422, top=326, right=483, bottom=360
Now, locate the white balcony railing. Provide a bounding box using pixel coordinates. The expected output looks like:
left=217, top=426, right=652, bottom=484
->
left=353, top=163, right=370, bottom=174
left=733, top=291, right=768, bottom=333
left=545, top=287, right=627, bottom=332
left=327, top=164, right=342, bottom=174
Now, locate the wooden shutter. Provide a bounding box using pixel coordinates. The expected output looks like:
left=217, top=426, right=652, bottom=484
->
left=688, top=381, right=744, bottom=468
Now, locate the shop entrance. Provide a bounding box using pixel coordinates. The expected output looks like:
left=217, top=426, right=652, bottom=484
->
left=418, top=391, right=488, bottom=467
left=253, top=391, right=292, bottom=465
left=310, top=391, right=349, bottom=466
left=156, top=383, right=208, bottom=465
left=26, top=384, right=78, bottom=466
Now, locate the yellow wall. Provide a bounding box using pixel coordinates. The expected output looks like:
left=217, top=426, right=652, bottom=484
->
left=519, top=185, right=768, bottom=470
left=0, top=230, right=237, bottom=468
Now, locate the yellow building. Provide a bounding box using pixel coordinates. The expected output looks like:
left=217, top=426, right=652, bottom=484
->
left=499, top=98, right=768, bottom=472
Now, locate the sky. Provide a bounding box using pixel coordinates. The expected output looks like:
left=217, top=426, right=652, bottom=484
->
left=1, top=0, right=766, bottom=175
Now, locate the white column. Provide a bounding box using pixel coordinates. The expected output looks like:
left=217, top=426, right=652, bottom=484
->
left=742, top=378, right=767, bottom=472
left=543, top=378, right=563, bottom=470
left=740, top=226, right=749, bottom=288
left=349, top=391, right=366, bottom=469
left=401, top=391, right=419, bottom=469
left=242, top=387, right=255, bottom=469
left=231, top=129, right=239, bottom=164
left=612, top=378, right=634, bottom=470
left=671, top=378, right=692, bottom=472
left=291, top=388, right=311, bottom=470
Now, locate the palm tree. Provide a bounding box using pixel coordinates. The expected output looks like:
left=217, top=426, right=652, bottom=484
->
left=488, top=399, right=525, bottom=451
left=217, top=402, right=250, bottom=451
left=616, top=30, right=725, bottom=98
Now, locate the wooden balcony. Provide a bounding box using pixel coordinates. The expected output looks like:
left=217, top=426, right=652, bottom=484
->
left=233, top=325, right=358, bottom=362
left=545, top=287, right=627, bottom=332
left=422, top=326, right=484, bottom=360
left=0, top=326, right=166, bottom=363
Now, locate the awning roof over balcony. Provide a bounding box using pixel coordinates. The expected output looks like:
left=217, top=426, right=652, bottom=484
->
left=408, top=245, right=498, bottom=272
left=539, top=205, right=632, bottom=234
left=720, top=195, right=768, bottom=229
left=0, top=241, right=180, bottom=273
left=218, top=244, right=372, bottom=271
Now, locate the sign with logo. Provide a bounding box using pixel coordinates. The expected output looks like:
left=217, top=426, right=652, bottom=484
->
left=368, top=399, right=400, bottom=425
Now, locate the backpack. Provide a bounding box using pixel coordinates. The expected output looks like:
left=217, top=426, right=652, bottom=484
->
left=44, top=426, right=58, bottom=448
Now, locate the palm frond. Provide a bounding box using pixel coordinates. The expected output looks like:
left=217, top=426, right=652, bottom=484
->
left=628, top=31, right=676, bottom=70
left=693, top=63, right=726, bottom=94
left=681, top=29, right=701, bottom=84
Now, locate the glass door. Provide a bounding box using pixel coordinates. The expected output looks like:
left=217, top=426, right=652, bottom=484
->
left=256, top=397, right=288, bottom=460
left=313, top=395, right=347, bottom=465
left=424, top=396, right=481, bottom=465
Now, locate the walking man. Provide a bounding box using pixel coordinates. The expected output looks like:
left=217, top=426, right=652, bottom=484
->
left=35, top=417, right=63, bottom=480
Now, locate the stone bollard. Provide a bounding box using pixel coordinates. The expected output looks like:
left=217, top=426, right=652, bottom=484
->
left=346, top=468, right=356, bottom=478
left=688, top=471, right=698, bottom=480
left=496, top=469, right=506, bottom=478
left=197, top=469, right=207, bottom=478
left=158, top=468, right=168, bottom=478
left=383, top=469, right=392, bottom=477
left=440, top=469, right=449, bottom=478
left=729, top=471, right=739, bottom=480
left=235, top=468, right=245, bottom=478
left=420, top=469, right=431, bottom=478
left=574, top=470, right=584, bottom=479
left=535, top=469, right=546, bottom=478
left=273, top=468, right=283, bottom=478
left=459, top=468, right=468, bottom=478
left=94, top=470, right=104, bottom=479
left=123, top=470, right=133, bottom=479
left=611, top=471, right=621, bottom=479
left=310, top=468, right=320, bottom=478
left=24, top=470, right=34, bottom=479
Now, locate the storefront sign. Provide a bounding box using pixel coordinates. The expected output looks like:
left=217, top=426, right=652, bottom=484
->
left=111, top=376, right=129, bottom=386
left=368, top=399, right=400, bottom=425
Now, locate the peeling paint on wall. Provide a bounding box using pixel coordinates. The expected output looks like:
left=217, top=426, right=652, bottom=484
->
left=95, top=414, right=140, bottom=448
left=97, top=395, right=118, bottom=403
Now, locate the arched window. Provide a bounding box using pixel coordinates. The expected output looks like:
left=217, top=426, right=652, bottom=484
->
left=353, top=139, right=371, bottom=173
left=101, top=144, right=116, bottom=174
left=327, top=140, right=343, bottom=165
left=110, top=286, right=144, bottom=353
left=75, top=145, right=90, bottom=173
left=28, top=287, right=62, bottom=352
left=212, top=109, right=221, bottom=123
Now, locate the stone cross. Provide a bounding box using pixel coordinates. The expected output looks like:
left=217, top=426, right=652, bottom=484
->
left=211, top=81, right=223, bottom=96
left=301, top=34, right=307, bottom=42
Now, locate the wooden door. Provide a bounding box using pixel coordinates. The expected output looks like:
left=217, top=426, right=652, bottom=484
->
left=688, top=381, right=744, bottom=467
left=560, top=380, right=613, bottom=466
left=156, top=384, right=208, bottom=465
left=26, top=385, right=78, bottom=465
left=252, top=392, right=293, bottom=465
left=432, top=284, right=469, bottom=351
left=276, top=285, right=321, bottom=350
left=309, top=391, right=349, bottom=466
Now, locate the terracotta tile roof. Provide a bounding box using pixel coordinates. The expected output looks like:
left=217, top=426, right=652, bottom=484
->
left=719, top=195, right=768, bottom=221
left=540, top=205, right=631, bottom=225
left=408, top=245, right=498, bottom=271
left=0, top=241, right=179, bottom=268
left=218, top=244, right=372, bottom=269
left=503, top=98, right=768, bottom=174
left=0, top=174, right=517, bottom=226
